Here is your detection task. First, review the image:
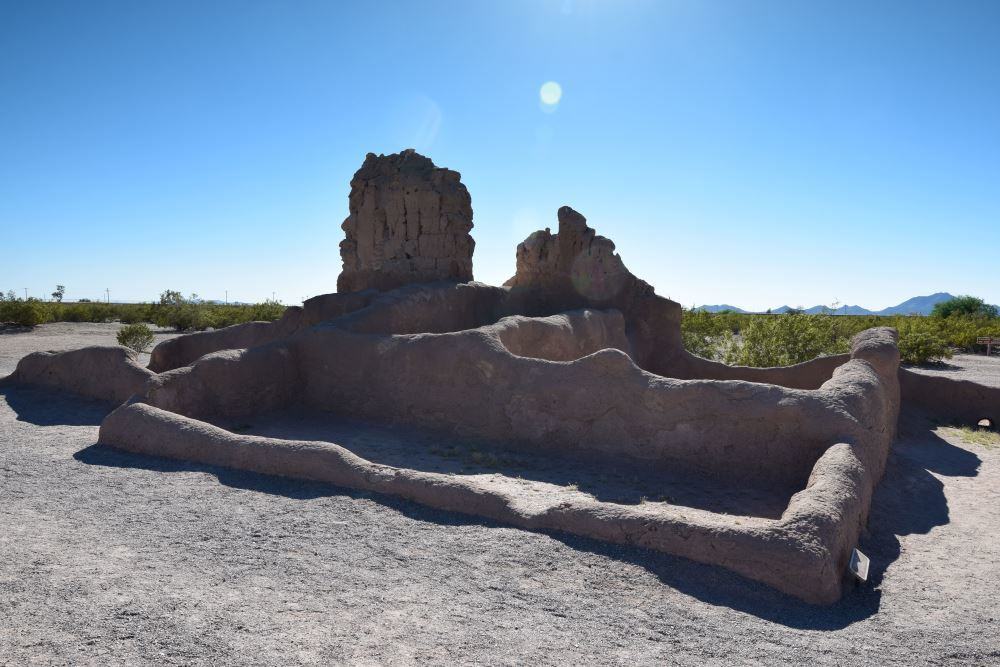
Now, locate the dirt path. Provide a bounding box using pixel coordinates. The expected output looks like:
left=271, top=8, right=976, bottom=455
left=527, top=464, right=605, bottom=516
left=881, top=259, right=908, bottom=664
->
left=2, top=325, right=999, bottom=665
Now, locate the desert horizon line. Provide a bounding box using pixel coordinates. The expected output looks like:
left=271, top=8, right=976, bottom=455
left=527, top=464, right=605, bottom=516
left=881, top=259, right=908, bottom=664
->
left=3, top=286, right=992, bottom=315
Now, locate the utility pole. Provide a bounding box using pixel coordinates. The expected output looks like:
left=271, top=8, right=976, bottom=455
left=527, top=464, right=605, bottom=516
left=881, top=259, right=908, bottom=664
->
left=225, top=290, right=228, bottom=305
left=106, top=288, right=110, bottom=304
left=272, top=291, right=276, bottom=302
left=23, top=288, right=28, bottom=300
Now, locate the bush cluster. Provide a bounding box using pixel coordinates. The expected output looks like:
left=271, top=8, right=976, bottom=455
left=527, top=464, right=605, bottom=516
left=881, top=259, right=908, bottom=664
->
left=682, top=308, right=999, bottom=367
left=0, top=290, right=286, bottom=332
left=0, top=295, right=48, bottom=327
left=723, top=314, right=851, bottom=367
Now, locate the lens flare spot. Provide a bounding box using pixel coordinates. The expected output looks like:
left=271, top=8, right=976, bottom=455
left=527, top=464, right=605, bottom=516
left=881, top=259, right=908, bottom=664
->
left=539, top=81, right=562, bottom=108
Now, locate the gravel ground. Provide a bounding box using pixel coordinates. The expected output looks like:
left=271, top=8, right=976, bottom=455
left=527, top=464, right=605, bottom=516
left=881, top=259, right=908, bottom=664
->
left=0, top=322, right=180, bottom=375
left=907, top=353, right=1000, bottom=388
left=2, top=324, right=999, bottom=665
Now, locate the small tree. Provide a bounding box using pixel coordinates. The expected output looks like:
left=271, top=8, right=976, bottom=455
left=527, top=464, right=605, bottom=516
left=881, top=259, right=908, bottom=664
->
left=52, top=285, right=65, bottom=302
left=158, top=289, right=184, bottom=307
left=932, top=295, right=999, bottom=318
left=154, top=289, right=207, bottom=330
left=116, top=323, right=155, bottom=355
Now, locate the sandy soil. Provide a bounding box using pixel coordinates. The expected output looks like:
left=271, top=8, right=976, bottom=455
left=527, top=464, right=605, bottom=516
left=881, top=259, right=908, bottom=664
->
left=2, top=324, right=999, bottom=665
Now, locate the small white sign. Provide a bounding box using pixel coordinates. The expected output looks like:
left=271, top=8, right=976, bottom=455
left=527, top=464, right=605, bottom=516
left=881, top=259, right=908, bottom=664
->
left=849, top=548, right=870, bottom=582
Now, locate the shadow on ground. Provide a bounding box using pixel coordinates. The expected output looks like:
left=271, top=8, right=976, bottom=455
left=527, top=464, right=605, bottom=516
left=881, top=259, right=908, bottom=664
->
left=859, top=414, right=980, bottom=600
left=0, top=384, right=110, bottom=426
left=0, top=325, right=34, bottom=335
left=71, top=407, right=980, bottom=630
left=903, top=361, right=964, bottom=373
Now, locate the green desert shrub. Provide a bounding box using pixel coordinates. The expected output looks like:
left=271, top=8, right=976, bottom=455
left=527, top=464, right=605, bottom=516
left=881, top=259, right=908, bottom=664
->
left=118, top=304, right=154, bottom=324
left=724, top=314, right=850, bottom=367
left=682, top=308, right=1000, bottom=366
left=149, top=290, right=285, bottom=331
left=153, top=291, right=208, bottom=331
left=0, top=297, right=50, bottom=327
left=245, top=299, right=286, bottom=322
left=116, top=323, right=155, bottom=355
left=897, top=331, right=952, bottom=365
left=680, top=309, right=737, bottom=360
left=59, top=303, right=91, bottom=323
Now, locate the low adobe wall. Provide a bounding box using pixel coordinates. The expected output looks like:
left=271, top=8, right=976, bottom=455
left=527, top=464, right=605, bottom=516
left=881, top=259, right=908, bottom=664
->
left=144, top=312, right=897, bottom=490
left=492, top=311, right=630, bottom=362
left=146, top=280, right=852, bottom=399
left=899, top=368, right=999, bottom=425
left=145, top=342, right=301, bottom=420
left=664, top=351, right=850, bottom=390
left=293, top=325, right=873, bottom=486
left=99, top=328, right=900, bottom=605
left=3, top=346, right=154, bottom=404
left=148, top=321, right=294, bottom=373
left=147, top=289, right=381, bottom=373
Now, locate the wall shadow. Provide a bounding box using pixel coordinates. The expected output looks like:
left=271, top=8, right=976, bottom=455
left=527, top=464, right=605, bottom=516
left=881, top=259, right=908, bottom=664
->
left=0, top=384, right=109, bottom=426
left=859, top=416, right=980, bottom=597
left=210, top=410, right=794, bottom=519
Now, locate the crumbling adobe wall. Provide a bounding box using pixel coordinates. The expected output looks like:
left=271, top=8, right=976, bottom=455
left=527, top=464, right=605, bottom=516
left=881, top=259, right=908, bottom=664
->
left=99, top=327, right=901, bottom=605
left=4, top=346, right=154, bottom=404
left=141, top=303, right=895, bottom=489
left=146, top=342, right=301, bottom=420
left=503, top=206, right=684, bottom=372
left=338, top=149, right=475, bottom=293
left=500, top=206, right=864, bottom=390
left=293, top=323, right=895, bottom=486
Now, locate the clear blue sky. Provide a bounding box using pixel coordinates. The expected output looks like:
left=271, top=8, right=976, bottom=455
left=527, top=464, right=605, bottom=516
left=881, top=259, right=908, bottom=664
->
left=2, top=0, right=998, bottom=310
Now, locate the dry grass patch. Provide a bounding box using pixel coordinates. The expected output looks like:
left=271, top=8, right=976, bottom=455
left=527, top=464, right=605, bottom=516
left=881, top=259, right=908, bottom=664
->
left=940, top=426, right=1000, bottom=449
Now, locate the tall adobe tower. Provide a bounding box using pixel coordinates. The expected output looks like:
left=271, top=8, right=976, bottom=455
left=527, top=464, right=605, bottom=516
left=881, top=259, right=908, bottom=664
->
left=338, top=149, right=475, bottom=293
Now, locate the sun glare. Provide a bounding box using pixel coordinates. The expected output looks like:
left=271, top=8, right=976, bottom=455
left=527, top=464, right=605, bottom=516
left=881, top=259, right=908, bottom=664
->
left=539, top=81, right=562, bottom=108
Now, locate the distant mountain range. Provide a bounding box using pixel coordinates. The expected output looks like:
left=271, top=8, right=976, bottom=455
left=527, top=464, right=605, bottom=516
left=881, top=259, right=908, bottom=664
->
left=695, top=292, right=957, bottom=316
